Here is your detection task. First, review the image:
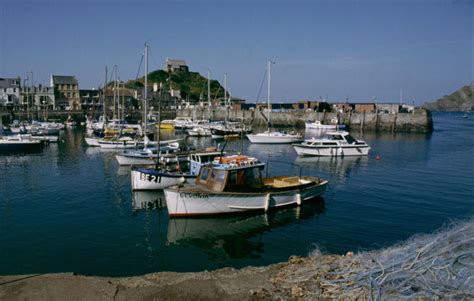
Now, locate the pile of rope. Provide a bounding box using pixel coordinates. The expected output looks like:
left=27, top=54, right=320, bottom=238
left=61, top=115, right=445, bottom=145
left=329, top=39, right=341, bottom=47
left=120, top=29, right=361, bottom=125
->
left=266, top=219, right=474, bottom=300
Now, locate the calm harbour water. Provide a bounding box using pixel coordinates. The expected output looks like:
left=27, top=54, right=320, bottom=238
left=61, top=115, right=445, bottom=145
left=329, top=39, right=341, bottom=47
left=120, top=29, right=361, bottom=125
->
left=0, top=112, right=473, bottom=277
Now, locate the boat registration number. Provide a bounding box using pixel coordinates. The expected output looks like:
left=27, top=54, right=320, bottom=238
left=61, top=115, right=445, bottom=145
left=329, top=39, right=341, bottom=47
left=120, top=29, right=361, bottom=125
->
left=179, top=192, right=209, bottom=199
left=140, top=173, right=161, bottom=183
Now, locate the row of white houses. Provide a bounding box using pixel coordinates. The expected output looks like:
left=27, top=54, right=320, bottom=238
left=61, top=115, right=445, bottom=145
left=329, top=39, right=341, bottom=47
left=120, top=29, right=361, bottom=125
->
left=0, top=75, right=82, bottom=111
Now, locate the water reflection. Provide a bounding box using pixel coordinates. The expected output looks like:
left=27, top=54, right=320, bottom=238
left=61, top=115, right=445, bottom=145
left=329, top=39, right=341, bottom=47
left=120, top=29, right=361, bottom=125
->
left=246, top=142, right=295, bottom=159
left=116, top=166, right=132, bottom=176
left=294, top=156, right=368, bottom=181
left=132, top=191, right=166, bottom=211
left=166, top=198, right=326, bottom=260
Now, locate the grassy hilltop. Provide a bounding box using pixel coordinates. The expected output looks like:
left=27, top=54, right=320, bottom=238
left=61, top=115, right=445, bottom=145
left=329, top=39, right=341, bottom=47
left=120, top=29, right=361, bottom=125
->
left=423, top=83, right=474, bottom=111
left=127, top=69, right=226, bottom=101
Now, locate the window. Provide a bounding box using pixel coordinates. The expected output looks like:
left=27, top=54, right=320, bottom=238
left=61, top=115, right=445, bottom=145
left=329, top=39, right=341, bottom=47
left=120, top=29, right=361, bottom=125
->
left=214, top=170, right=226, bottom=183
left=345, top=135, right=357, bottom=144
left=200, top=168, right=210, bottom=181
left=228, top=171, right=237, bottom=185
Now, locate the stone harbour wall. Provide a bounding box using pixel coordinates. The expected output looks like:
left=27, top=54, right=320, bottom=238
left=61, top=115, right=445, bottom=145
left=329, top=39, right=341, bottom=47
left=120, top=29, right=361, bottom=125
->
left=177, top=107, right=434, bottom=133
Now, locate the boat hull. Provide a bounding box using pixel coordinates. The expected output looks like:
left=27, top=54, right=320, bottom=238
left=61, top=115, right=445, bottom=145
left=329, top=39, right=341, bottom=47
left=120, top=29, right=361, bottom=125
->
left=0, top=140, right=44, bottom=152
left=131, top=169, right=196, bottom=190
left=116, top=154, right=156, bottom=166
left=293, top=145, right=370, bottom=156
left=246, top=133, right=303, bottom=144
left=98, top=140, right=137, bottom=149
left=84, top=137, right=101, bottom=147
left=164, top=180, right=327, bottom=217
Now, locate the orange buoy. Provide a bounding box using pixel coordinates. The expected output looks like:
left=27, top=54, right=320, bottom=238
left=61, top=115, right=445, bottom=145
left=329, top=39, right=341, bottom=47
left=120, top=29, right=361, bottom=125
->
left=375, top=155, right=381, bottom=160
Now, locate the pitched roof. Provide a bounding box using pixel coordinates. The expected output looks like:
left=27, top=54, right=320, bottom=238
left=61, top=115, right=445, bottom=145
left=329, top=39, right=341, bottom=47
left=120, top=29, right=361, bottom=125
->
left=0, top=78, right=21, bottom=88
left=52, top=75, right=78, bottom=85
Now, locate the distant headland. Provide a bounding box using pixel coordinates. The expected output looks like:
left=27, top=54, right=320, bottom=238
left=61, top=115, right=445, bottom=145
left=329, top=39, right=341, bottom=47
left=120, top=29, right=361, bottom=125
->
left=423, top=83, right=474, bottom=112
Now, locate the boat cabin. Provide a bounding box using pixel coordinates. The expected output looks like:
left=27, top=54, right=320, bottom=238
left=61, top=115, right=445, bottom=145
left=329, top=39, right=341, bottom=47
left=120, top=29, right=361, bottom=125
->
left=189, top=150, right=224, bottom=175
left=195, top=155, right=265, bottom=192
left=304, top=131, right=362, bottom=146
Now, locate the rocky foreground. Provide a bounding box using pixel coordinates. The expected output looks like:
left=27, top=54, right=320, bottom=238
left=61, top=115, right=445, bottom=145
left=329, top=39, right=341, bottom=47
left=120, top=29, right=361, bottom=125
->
left=1, top=219, right=473, bottom=300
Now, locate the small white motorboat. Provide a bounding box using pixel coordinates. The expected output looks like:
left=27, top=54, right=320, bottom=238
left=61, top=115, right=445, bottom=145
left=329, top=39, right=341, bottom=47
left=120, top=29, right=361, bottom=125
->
left=293, top=130, right=371, bottom=157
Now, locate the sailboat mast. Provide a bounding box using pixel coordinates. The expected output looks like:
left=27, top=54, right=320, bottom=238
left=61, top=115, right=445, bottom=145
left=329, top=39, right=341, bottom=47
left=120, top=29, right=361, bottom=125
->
left=122, top=81, right=125, bottom=124
left=143, top=43, right=148, bottom=137
left=103, top=65, right=107, bottom=126
left=207, top=69, right=211, bottom=108
left=113, top=65, right=117, bottom=121
left=26, top=76, right=29, bottom=122
left=267, top=60, right=271, bottom=128
left=117, top=76, right=121, bottom=122
left=224, top=73, right=227, bottom=124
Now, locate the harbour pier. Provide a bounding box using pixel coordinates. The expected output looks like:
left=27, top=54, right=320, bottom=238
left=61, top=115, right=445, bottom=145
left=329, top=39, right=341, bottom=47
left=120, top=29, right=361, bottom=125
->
left=177, top=107, right=434, bottom=132
left=1, top=107, right=433, bottom=133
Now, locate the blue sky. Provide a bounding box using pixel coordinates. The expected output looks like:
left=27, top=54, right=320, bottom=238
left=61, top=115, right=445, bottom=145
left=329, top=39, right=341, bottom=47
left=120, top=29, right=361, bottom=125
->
left=0, top=0, right=472, bottom=104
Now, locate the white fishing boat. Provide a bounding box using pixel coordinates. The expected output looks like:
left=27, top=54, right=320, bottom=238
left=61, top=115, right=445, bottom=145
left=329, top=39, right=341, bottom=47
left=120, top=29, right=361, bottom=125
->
left=164, top=155, right=328, bottom=217
left=293, top=130, right=371, bottom=157
left=247, top=60, right=302, bottom=144
left=131, top=149, right=222, bottom=190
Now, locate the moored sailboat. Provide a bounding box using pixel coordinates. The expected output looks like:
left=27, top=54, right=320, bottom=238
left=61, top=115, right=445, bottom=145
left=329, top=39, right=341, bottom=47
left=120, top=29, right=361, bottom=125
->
left=247, top=60, right=302, bottom=144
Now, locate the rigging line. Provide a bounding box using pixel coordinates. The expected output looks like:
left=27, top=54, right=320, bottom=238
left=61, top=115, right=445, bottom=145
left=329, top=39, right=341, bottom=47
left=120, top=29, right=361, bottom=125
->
left=108, top=65, right=115, bottom=85
left=135, top=53, right=144, bottom=81
left=212, top=86, right=221, bottom=102
left=255, top=68, right=268, bottom=104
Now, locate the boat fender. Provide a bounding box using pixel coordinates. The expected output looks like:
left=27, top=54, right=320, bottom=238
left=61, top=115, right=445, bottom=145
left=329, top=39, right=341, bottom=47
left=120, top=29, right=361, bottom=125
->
left=296, top=193, right=301, bottom=206
left=264, top=194, right=270, bottom=212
